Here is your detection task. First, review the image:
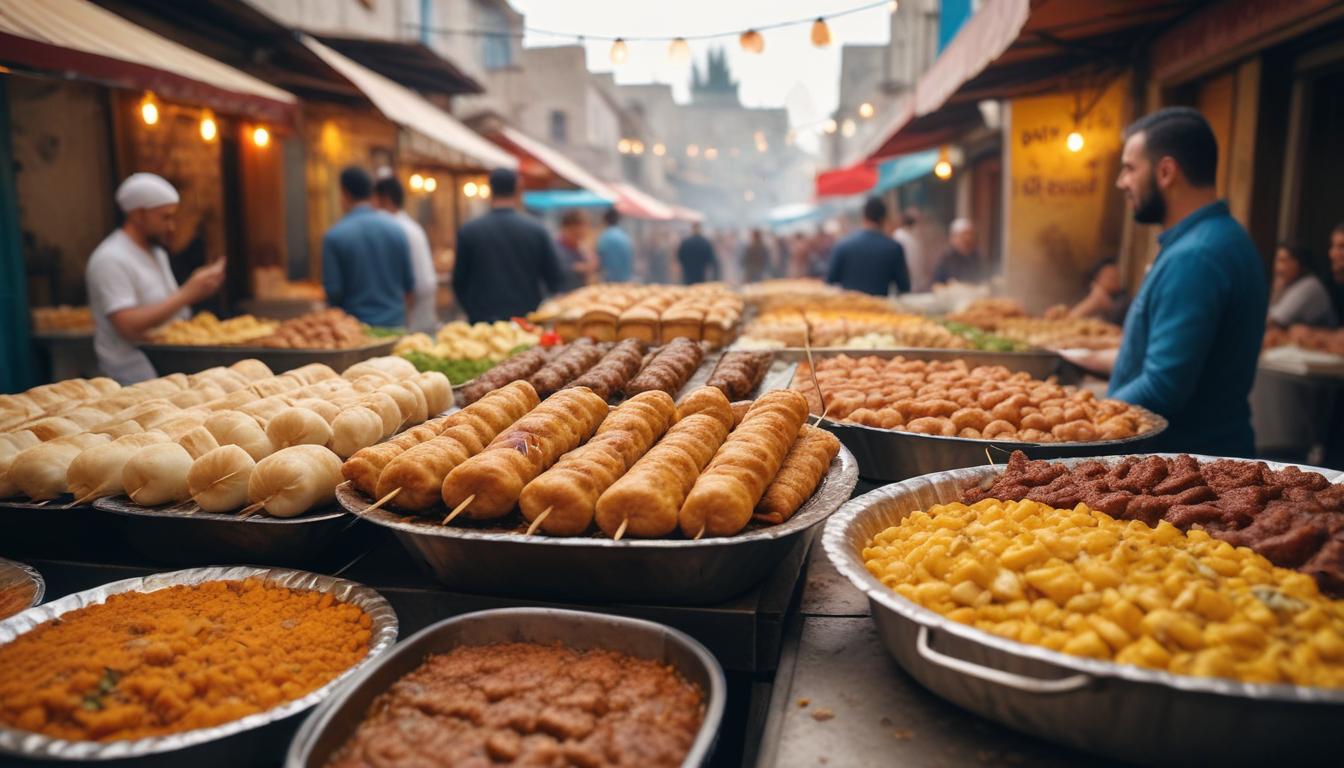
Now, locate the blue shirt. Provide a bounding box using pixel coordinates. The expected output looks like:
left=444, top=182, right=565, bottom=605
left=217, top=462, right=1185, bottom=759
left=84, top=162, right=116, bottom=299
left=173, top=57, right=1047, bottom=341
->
left=322, top=205, right=414, bottom=327
left=1109, top=201, right=1267, bottom=457
left=597, top=226, right=634, bottom=282
left=826, top=229, right=911, bottom=296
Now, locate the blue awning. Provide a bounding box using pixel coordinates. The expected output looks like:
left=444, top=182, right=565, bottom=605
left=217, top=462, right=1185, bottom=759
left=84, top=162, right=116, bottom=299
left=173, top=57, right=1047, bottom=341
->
left=522, top=189, right=614, bottom=211
left=874, top=149, right=939, bottom=193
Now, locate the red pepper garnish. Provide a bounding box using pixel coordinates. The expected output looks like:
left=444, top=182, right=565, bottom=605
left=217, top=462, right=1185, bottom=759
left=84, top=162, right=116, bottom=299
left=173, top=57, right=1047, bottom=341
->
left=511, top=316, right=539, bottom=333
left=539, top=331, right=562, bottom=347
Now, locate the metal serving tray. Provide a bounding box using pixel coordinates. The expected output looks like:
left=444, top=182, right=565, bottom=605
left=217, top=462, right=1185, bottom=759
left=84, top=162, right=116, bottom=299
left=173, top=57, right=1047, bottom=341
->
left=775, top=347, right=1074, bottom=384
left=782, top=348, right=1163, bottom=481
left=286, top=607, right=725, bottom=768
left=822, top=456, right=1344, bottom=767
left=0, top=557, right=44, bottom=620
left=0, top=565, right=398, bottom=767
left=138, top=338, right=396, bottom=376
left=336, top=446, right=858, bottom=605
left=91, top=496, right=366, bottom=570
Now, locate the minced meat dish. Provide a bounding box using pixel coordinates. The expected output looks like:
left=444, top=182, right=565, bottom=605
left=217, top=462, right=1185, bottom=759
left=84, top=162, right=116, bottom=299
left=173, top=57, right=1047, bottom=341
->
left=964, top=452, right=1344, bottom=595
left=325, top=642, right=703, bottom=768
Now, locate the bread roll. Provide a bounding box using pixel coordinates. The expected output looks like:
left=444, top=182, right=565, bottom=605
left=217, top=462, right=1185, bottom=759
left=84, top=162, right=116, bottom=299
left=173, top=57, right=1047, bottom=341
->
left=247, top=444, right=342, bottom=518
left=67, top=432, right=170, bottom=502
left=204, top=411, right=274, bottom=461
left=330, top=406, right=385, bottom=459
left=266, top=407, right=334, bottom=450
left=123, top=442, right=194, bottom=506
left=188, top=445, right=256, bottom=513
left=11, top=433, right=110, bottom=500
left=177, top=426, right=220, bottom=460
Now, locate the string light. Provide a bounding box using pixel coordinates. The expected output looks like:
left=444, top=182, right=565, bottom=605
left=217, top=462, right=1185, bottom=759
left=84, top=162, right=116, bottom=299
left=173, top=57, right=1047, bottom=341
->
left=652, top=143, right=667, bottom=156
left=740, top=29, right=764, bottom=54
left=686, top=144, right=700, bottom=157
left=251, top=126, right=270, bottom=147
left=609, top=38, right=629, bottom=65
left=704, top=147, right=719, bottom=160
left=934, top=145, right=953, bottom=180
left=463, top=181, right=478, bottom=197
left=822, top=118, right=838, bottom=134
left=617, top=138, right=632, bottom=154
left=810, top=18, right=831, bottom=48
left=668, top=37, right=691, bottom=63
left=1066, top=130, right=1085, bottom=153
left=199, top=111, right=217, bottom=142
left=479, top=184, right=490, bottom=199
left=858, top=102, right=875, bottom=119
left=841, top=119, right=856, bottom=137
left=631, top=139, right=646, bottom=155
left=139, top=94, right=159, bottom=126
left=409, top=174, right=425, bottom=191
left=423, top=177, right=437, bottom=192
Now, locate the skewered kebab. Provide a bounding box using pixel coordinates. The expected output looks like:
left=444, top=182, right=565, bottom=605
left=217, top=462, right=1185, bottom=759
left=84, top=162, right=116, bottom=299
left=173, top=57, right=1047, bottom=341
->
left=519, top=390, right=677, bottom=536
left=441, top=387, right=609, bottom=521
left=705, top=351, right=773, bottom=400
left=594, top=387, right=734, bottom=538
left=623, top=338, right=705, bottom=397
left=457, top=346, right=552, bottom=405
left=527, top=339, right=608, bottom=398
left=341, top=414, right=454, bottom=497
left=679, top=390, right=809, bottom=538
left=753, top=425, right=840, bottom=525
left=564, top=339, right=647, bottom=401
left=372, top=382, right=539, bottom=511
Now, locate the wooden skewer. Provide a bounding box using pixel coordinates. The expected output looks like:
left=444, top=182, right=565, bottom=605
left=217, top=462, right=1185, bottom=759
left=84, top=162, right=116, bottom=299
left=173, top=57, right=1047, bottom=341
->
left=526, top=506, right=552, bottom=536
left=693, top=526, right=706, bottom=541
left=802, top=322, right=829, bottom=426
left=984, top=447, right=996, bottom=466
left=238, top=500, right=266, bottom=518
left=34, top=498, right=52, bottom=507
left=441, top=494, right=475, bottom=526
left=67, top=492, right=100, bottom=508
left=612, top=517, right=628, bottom=541
left=364, top=487, right=402, bottom=514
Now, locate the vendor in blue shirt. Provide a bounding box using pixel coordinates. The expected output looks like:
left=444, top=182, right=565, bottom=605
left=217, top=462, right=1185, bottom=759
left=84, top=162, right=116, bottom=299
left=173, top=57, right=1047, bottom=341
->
left=597, top=207, right=634, bottom=282
left=321, top=166, right=414, bottom=327
left=1104, top=107, right=1268, bottom=457
left=826, top=196, right=910, bottom=297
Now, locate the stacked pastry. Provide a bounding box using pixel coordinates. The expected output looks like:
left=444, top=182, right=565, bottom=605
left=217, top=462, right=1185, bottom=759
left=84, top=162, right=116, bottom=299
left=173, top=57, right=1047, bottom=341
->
left=0, top=357, right=451, bottom=521
left=533, top=283, right=742, bottom=347
left=345, top=385, right=842, bottom=540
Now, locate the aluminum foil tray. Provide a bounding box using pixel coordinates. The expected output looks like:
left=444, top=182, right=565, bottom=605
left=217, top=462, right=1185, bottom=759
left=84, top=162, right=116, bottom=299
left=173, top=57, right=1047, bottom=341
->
left=286, top=607, right=725, bottom=767
left=336, top=446, right=858, bottom=605
left=822, top=455, right=1344, bottom=766
left=0, top=558, right=44, bottom=620
left=0, top=566, right=398, bottom=767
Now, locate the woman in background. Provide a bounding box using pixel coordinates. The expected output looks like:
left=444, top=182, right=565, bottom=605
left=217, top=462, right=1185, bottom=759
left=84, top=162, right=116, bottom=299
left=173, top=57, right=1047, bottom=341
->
left=1268, top=241, right=1338, bottom=328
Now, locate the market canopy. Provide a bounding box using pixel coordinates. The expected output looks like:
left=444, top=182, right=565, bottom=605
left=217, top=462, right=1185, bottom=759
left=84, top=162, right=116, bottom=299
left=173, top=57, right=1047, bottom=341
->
left=522, top=189, right=613, bottom=211
left=609, top=182, right=677, bottom=222
left=815, top=161, right=877, bottom=199
left=302, top=35, right=516, bottom=171
left=316, top=35, right=483, bottom=98
left=492, top=126, right=616, bottom=199
left=0, top=0, right=296, bottom=122
left=874, top=149, right=939, bottom=193
left=863, top=0, right=1201, bottom=160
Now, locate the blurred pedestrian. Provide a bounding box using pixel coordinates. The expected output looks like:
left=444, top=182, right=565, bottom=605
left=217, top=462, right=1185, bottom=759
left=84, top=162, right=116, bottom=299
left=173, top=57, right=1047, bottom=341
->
left=1268, top=242, right=1337, bottom=328
left=374, top=174, right=437, bottom=333
left=826, top=196, right=910, bottom=297
left=452, top=168, right=564, bottom=323
left=931, top=219, right=988, bottom=285
left=597, top=208, right=634, bottom=282
left=87, top=173, right=224, bottom=383
left=742, top=229, right=770, bottom=284
left=646, top=230, right=672, bottom=284
left=1067, top=257, right=1131, bottom=325
left=809, top=225, right=835, bottom=278
left=322, top=166, right=414, bottom=327
left=892, top=207, right=930, bottom=291
left=790, top=232, right=809, bottom=277
left=677, top=223, right=719, bottom=284
left=554, top=209, right=598, bottom=291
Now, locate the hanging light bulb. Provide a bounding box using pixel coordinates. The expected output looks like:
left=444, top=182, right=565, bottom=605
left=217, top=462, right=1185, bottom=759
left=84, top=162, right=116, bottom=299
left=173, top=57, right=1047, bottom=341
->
left=652, top=143, right=666, bottom=156
left=858, top=102, right=875, bottom=119
left=888, top=0, right=899, bottom=12
left=463, top=181, right=478, bottom=198
left=822, top=118, right=838, bottom=134
left=841, top=119, right=856, bottom=137
left=617, top=138, right=632, bottom=154
left=409, top=173, right=425, bottom=191
left=1066, top=130, right=1085, bottom=153
left=934, top=145, right=953, bottom=180
left=631, top=140, right=645, bottom=155
left=704, top=147, right=719, bottom=160
left=479, top=184, right=490, bottom=199
left=423, top=177, right=438, bottom=192
left=251, top=126, right=270, bottom=147
left=686, top=144, right=700, bottom=158
left=668, top=37, right=691, bottom=64
left=609, top=38, right=629, bottom=66
left=199, top=111, right=217, bottom=142
left=740, top=29, right=764, bottom=54
left=810, top=18, right=831, bottom=48
left=139, top=94, right=159, bottom=126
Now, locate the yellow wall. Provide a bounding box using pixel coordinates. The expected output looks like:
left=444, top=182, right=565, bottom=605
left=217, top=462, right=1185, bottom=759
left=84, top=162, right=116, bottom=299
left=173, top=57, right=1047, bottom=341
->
left=1003, top=77, right=1129, bottom=312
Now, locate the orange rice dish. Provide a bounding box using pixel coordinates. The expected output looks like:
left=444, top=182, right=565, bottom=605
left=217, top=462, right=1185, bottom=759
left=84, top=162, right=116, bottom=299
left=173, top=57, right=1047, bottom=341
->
left=0, top=578, right=372, bottom=742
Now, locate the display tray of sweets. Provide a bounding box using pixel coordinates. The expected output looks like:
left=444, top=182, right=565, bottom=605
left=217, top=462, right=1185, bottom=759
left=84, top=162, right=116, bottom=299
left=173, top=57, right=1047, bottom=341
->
left=337, top=383, right=858, bottom=604
left=788, top=352, right=1158, bottom=481
left=0, top=566, right=397, bottom=767
left=286, top=607, right=722, bottom=768
left=824, top=455, right=1344, bottom=767
left=531, top=282, right=744, bottom=348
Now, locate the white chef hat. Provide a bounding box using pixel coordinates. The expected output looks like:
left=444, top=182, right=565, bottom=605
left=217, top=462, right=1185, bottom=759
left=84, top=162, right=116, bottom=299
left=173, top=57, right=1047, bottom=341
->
left=114, top=173, right=179, bottom=212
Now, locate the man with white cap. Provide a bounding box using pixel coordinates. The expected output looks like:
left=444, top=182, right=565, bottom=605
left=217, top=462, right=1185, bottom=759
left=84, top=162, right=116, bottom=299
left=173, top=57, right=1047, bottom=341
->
left=86, top=172, right=225, bottom=383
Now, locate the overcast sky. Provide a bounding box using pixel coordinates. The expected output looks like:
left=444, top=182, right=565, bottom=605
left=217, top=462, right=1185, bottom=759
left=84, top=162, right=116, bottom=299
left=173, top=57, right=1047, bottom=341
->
left=506, top=0, right=893, bottom=149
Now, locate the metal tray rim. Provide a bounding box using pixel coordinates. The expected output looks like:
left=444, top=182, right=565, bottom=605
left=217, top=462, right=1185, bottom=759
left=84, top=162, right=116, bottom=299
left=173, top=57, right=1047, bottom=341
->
left=285, top=606, right=726, bottom=768
left=0, top=557, right=44, bottom=614
left=822, top=453, right=1344, bottom=704
left=816, top=403, right=1168, bottom=450
left=137, top=338, right=395, bottom=354
left=336, top=444, right=858, bottom=549
left=0, top=565, right=399, bottom=761
left=93, top=495, right=348, bottom=526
